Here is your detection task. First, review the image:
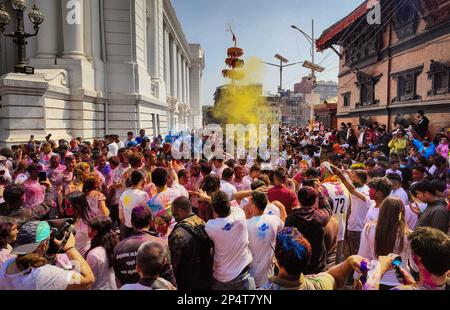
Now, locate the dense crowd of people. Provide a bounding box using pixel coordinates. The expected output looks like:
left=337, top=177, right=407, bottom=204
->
left=0, top=110, right=449, bottom=290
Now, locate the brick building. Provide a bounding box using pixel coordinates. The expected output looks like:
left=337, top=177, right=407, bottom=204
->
left=294, top=77, right=338, bottom=100
left=314, top=96, right=338, bottom=129
left=294, top=77, right=313, bottom=94
left=316, top=0, right=450, bottom=134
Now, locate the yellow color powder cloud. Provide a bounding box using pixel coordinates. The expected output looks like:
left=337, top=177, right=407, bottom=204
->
left=214, top=57, right=269, bottom=125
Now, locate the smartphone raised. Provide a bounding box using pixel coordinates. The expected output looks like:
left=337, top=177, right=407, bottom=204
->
left=38, top=171, right=47, bottom=182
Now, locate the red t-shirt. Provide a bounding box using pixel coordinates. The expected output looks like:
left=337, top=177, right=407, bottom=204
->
left=268, top=185, right=299, bottom=215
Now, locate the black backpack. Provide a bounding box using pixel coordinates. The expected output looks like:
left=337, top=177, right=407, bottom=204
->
left=177, top=222, right=213, bottom=288
left=178, top=222, right=213, bottom=262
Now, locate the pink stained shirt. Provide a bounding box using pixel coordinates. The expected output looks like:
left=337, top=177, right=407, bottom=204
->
left=436, top=143, right=449, bottom=159
left=22, top=178, right=45, bottom=209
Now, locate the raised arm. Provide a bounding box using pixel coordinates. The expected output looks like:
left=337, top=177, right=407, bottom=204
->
left=54, top=233, right=95, bottom=290
left=412, top=139, right=423, bottom=150
left=271, top=200, right=287, bottom=223
left=332, top=166, right=368, bottom=202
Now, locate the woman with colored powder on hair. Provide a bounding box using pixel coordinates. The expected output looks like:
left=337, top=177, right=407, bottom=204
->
left=83, top=175, right=109, bottom=218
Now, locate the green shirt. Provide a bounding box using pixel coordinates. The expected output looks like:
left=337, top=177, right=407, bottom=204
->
left=259, top=273, right=336, bottom=290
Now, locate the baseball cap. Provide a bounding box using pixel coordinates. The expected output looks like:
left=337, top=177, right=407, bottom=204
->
left=12, top=221, right=51, bottom=255
left=0, top=155, right=6, bottom=161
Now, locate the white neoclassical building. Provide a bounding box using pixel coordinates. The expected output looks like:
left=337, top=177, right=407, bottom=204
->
left=0, top=0, right=204, bottom=146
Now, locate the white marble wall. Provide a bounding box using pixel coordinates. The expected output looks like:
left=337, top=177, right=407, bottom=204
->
left=0, top=0, right=203, bottom=145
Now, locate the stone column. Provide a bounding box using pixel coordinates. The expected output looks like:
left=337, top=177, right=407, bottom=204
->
left=164, top=28, right=171, bottom=94
left=89, top=0, right=104, bottom=90
left=183, top=60, right=187, bottom=104
left=149, top=0, right=159, bottom=77
left=180, top=56, right=185, bottom=103
left=83, top=0, right=92, bottom=59
left=170, top=40, right=178, bottom=98
left=186, top=65, right=190, bottom=106
left=61, top=0, right=86, bottom=59
left=35, top=0, right=58, bottom=59
left=177, top=50, right=182, bottom=101
left=188, top=47, right=204, bottom=129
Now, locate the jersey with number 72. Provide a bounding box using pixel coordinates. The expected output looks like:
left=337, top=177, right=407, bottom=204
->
left=321, top=182, right=351, bottom=242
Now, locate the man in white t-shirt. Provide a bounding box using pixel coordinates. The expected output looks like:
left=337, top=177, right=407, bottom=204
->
left=107, top=135, right=119, bottom=158
left=175, top=169, right=191, bottom=199
left=232, top=165, right=251, bottom=191
left=148, top=168, right=184, bottom=216
left=166, top=168, right=188, bottom=199
left=387, top=173, right=409, bottom=206
left=246, top=192, right=283, bottom=288
left=320, top=170, right=351, bottom=265
left=115, top=136, right=125, bottom=149
left=385, top=159, right=403, bottom=180
left=220, top=167, right=237, bottom=201
left=338, top=170, right=374, bottom=256
left=212, top=158, right=227, bottom=178
left=239, top=179, right=287, bottom=222
left=123, top=131, right=136, bottom=148
left=242, top=164, right=261, bottom=188
left=205, top=191, right=255, bottom=290
left=365, top=177, right=392, bottom=225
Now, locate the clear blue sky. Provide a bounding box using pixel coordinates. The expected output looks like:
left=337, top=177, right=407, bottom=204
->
left=172, top=0, right=363, bottom=106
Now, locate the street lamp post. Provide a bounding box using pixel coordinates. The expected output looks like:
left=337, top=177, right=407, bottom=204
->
left=262, top=54, right=302, bottom=127
left=0, top=1, right=45, bottom=74
left=262, top=54, right=302, bottom=93
left=291, top=20, right=325, bottom=130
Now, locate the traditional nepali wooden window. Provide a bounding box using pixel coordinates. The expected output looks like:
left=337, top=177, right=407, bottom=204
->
left=427, top=60, right=450, bottom=96
left=420, top=0, right=450, bottom=29
left=393, top=0, right=419, bottom=40
left=342, top=92, right=351, bottom=107
left=343, top=24, right=382, bottom=68
left=355, top=72, right=381, bottom=107
left=391, top=65, right=423, bottom=102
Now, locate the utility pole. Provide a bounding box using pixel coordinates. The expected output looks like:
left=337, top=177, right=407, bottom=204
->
left=311, top=19, right=316, bottom=131
left=291, top=19, right=325, bottom=130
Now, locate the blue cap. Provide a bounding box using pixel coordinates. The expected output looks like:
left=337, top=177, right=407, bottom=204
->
left=12, top=221, right=51, bottom=255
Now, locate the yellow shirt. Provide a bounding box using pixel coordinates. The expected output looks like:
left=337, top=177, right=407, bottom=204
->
left=388, top=138, right=407, bottom=155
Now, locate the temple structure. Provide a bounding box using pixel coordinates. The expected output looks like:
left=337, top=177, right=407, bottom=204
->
left=317, top=0, right=450, bottom=134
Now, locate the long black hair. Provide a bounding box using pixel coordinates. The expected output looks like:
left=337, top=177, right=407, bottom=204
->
left=87, top=216, right=119, bottom=268
left=0, top=222, right=14, bottom=249
left=66, top=191, right=91, bottom=223
left=200, top=174, right=220, bottom=195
